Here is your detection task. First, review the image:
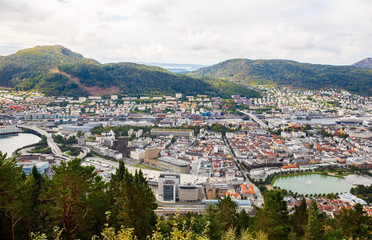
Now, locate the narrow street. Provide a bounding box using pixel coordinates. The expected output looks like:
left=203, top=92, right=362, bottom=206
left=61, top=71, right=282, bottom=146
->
left=223, top=134, right=264, bottom=207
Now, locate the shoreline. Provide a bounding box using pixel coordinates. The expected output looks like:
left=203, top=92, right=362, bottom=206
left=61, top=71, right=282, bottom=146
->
left=344, top=174, right=372, bottom=186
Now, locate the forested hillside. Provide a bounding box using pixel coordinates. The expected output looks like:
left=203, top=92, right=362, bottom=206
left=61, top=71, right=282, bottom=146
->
left=189, top=58, right=372, bottom=96
left=0, top=46, right=259, bottom=98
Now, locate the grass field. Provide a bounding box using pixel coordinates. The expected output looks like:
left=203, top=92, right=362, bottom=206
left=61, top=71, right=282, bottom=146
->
left=133, top=164, right=163, bottom=171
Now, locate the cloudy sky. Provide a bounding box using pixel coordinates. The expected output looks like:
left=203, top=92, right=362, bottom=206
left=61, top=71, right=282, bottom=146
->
left=0, top=0, right=371, bottom=65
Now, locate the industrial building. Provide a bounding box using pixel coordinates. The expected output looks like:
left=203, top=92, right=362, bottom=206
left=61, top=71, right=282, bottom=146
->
left=157, top=156, right=190, bottom=174
left=20, top=154, right=55, bottom=163
left=179, top=183, right=203, bottom=202
left=151, top=128, right=194, bottom=138
left=0, top=125, right=19, bottom=135
left=62, top=122, right=100, bottom=133
left=17, top=161, right=49, bottom=176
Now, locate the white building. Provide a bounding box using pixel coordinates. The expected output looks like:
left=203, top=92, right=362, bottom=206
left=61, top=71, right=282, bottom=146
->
left=339, top=193, right=367, bottom=205
left=130, top=149, right=146, bottom=160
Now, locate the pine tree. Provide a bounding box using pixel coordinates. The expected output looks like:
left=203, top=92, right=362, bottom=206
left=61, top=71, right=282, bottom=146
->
left=0, top=152, right=28, bottom=240
left=22, top=166, right=45, bottom=237
left=304, top=200, right=324, bottom=240
left=216, top=196, right=237, bottom=231
left=291, top=197, right=308, bottom=237
left=39, top=158, right=107, bottom=240
left=115, top=169, right=158, bottom=240
left=203, top=204, right=225, bottom=240
left=236, top=209, right=250, bottom=234
left=108, top=160, right=126, bottom=228
left=253, top=190, right=290, bottom=240
left=352, top=203, right=370, bottom=239
left=335, top=203, right=371, bottom=239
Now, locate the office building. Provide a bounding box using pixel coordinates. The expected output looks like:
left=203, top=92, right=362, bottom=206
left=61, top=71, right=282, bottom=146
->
left=158, top=173, right=180, bottom=202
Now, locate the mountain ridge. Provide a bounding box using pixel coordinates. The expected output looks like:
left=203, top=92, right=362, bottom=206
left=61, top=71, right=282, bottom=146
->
left=352, top=58, right=372, bottom=69
left=0, top=45, right=259, bottom=98
left=189, top=58, right=372, bottom=96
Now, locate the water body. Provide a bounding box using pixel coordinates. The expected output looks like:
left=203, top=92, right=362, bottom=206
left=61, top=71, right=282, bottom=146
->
left=269, top=118, right=337, bottom=126
left=273, top=174, right=353, bottom=195
left=294, top=117, right=371, bottom=125
left=0, top=133, right=41, bottom=156
left=270, top=117, right=370, bottom=125
left=294, top=118, right=338, bottom=125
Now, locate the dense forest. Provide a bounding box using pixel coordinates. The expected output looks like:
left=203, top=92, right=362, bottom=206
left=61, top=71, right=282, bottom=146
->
left=350, top=185, right=372, bottom=204
left=0, top=152, right=370, bottom=240
left=0, top=45, right=259, bottom=98
left=189, top=58, right=372, bottom=96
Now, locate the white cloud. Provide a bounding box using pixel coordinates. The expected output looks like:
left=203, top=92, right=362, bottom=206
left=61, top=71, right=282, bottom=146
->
left=0, top=0, right=371, bottom=65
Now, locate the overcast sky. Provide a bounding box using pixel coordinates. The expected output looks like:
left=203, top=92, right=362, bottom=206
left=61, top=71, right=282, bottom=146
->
left=0, top=0, right=371, bottom=65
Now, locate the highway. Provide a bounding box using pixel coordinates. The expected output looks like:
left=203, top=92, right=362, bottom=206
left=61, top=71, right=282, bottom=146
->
left=239, top=110, right=269, bottom=129
left=18, top=125, right=69, bottom=160
left=72, top=145, right=90, bottom=159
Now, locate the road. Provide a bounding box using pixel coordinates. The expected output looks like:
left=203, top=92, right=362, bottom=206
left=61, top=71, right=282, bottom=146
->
left=73, top=145, right=90, bottom=159
left=18, top=125, right=69, bottom=160
left=239, top=110, right=269, bottom=129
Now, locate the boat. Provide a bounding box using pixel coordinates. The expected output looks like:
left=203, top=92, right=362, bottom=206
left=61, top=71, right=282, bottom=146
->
left=336, top=116, right=363, bottom=125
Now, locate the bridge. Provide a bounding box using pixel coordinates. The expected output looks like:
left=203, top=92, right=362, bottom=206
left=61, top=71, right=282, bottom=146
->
left=72, top=145, right=90, bottom=159
left=18, top=125, right=69, bottom=160
left=239, top=110, right=268, bottom=129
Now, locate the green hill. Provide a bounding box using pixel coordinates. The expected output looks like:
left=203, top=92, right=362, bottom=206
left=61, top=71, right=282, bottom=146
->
left=189, top=58, right=372, bottom=96
left=0, top=46, right=259, bottom=98
left=0, top=45, right=99, bottom=96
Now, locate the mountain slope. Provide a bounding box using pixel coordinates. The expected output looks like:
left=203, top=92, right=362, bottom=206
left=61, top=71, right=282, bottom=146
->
left=189, top=58, right=372, bottom=96
left=0, top=45, right=100, bottom=96
left=0, top=45, right=98, bottom=74
left=353, top=58, right=372, bottom=69
left=0, top=46, right=259, bottom=98
left=103, top=63, right=214, bottom=96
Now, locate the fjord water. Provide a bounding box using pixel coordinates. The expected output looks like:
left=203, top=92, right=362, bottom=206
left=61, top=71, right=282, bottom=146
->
left=0, top=133, right=41, bottom=156
left=273, top=174, right=353, bottom=195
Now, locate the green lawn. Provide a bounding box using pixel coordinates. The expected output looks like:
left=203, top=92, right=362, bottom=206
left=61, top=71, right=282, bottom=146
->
left=133, top=164, right=163, bottom=171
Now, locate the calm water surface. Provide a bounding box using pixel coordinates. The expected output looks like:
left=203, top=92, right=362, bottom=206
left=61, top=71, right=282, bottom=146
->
left=273, top=174, right=353, bottom=195
left=0, top=133, right=41, bottom=156
left=294, top=117, right=371, bottom=125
